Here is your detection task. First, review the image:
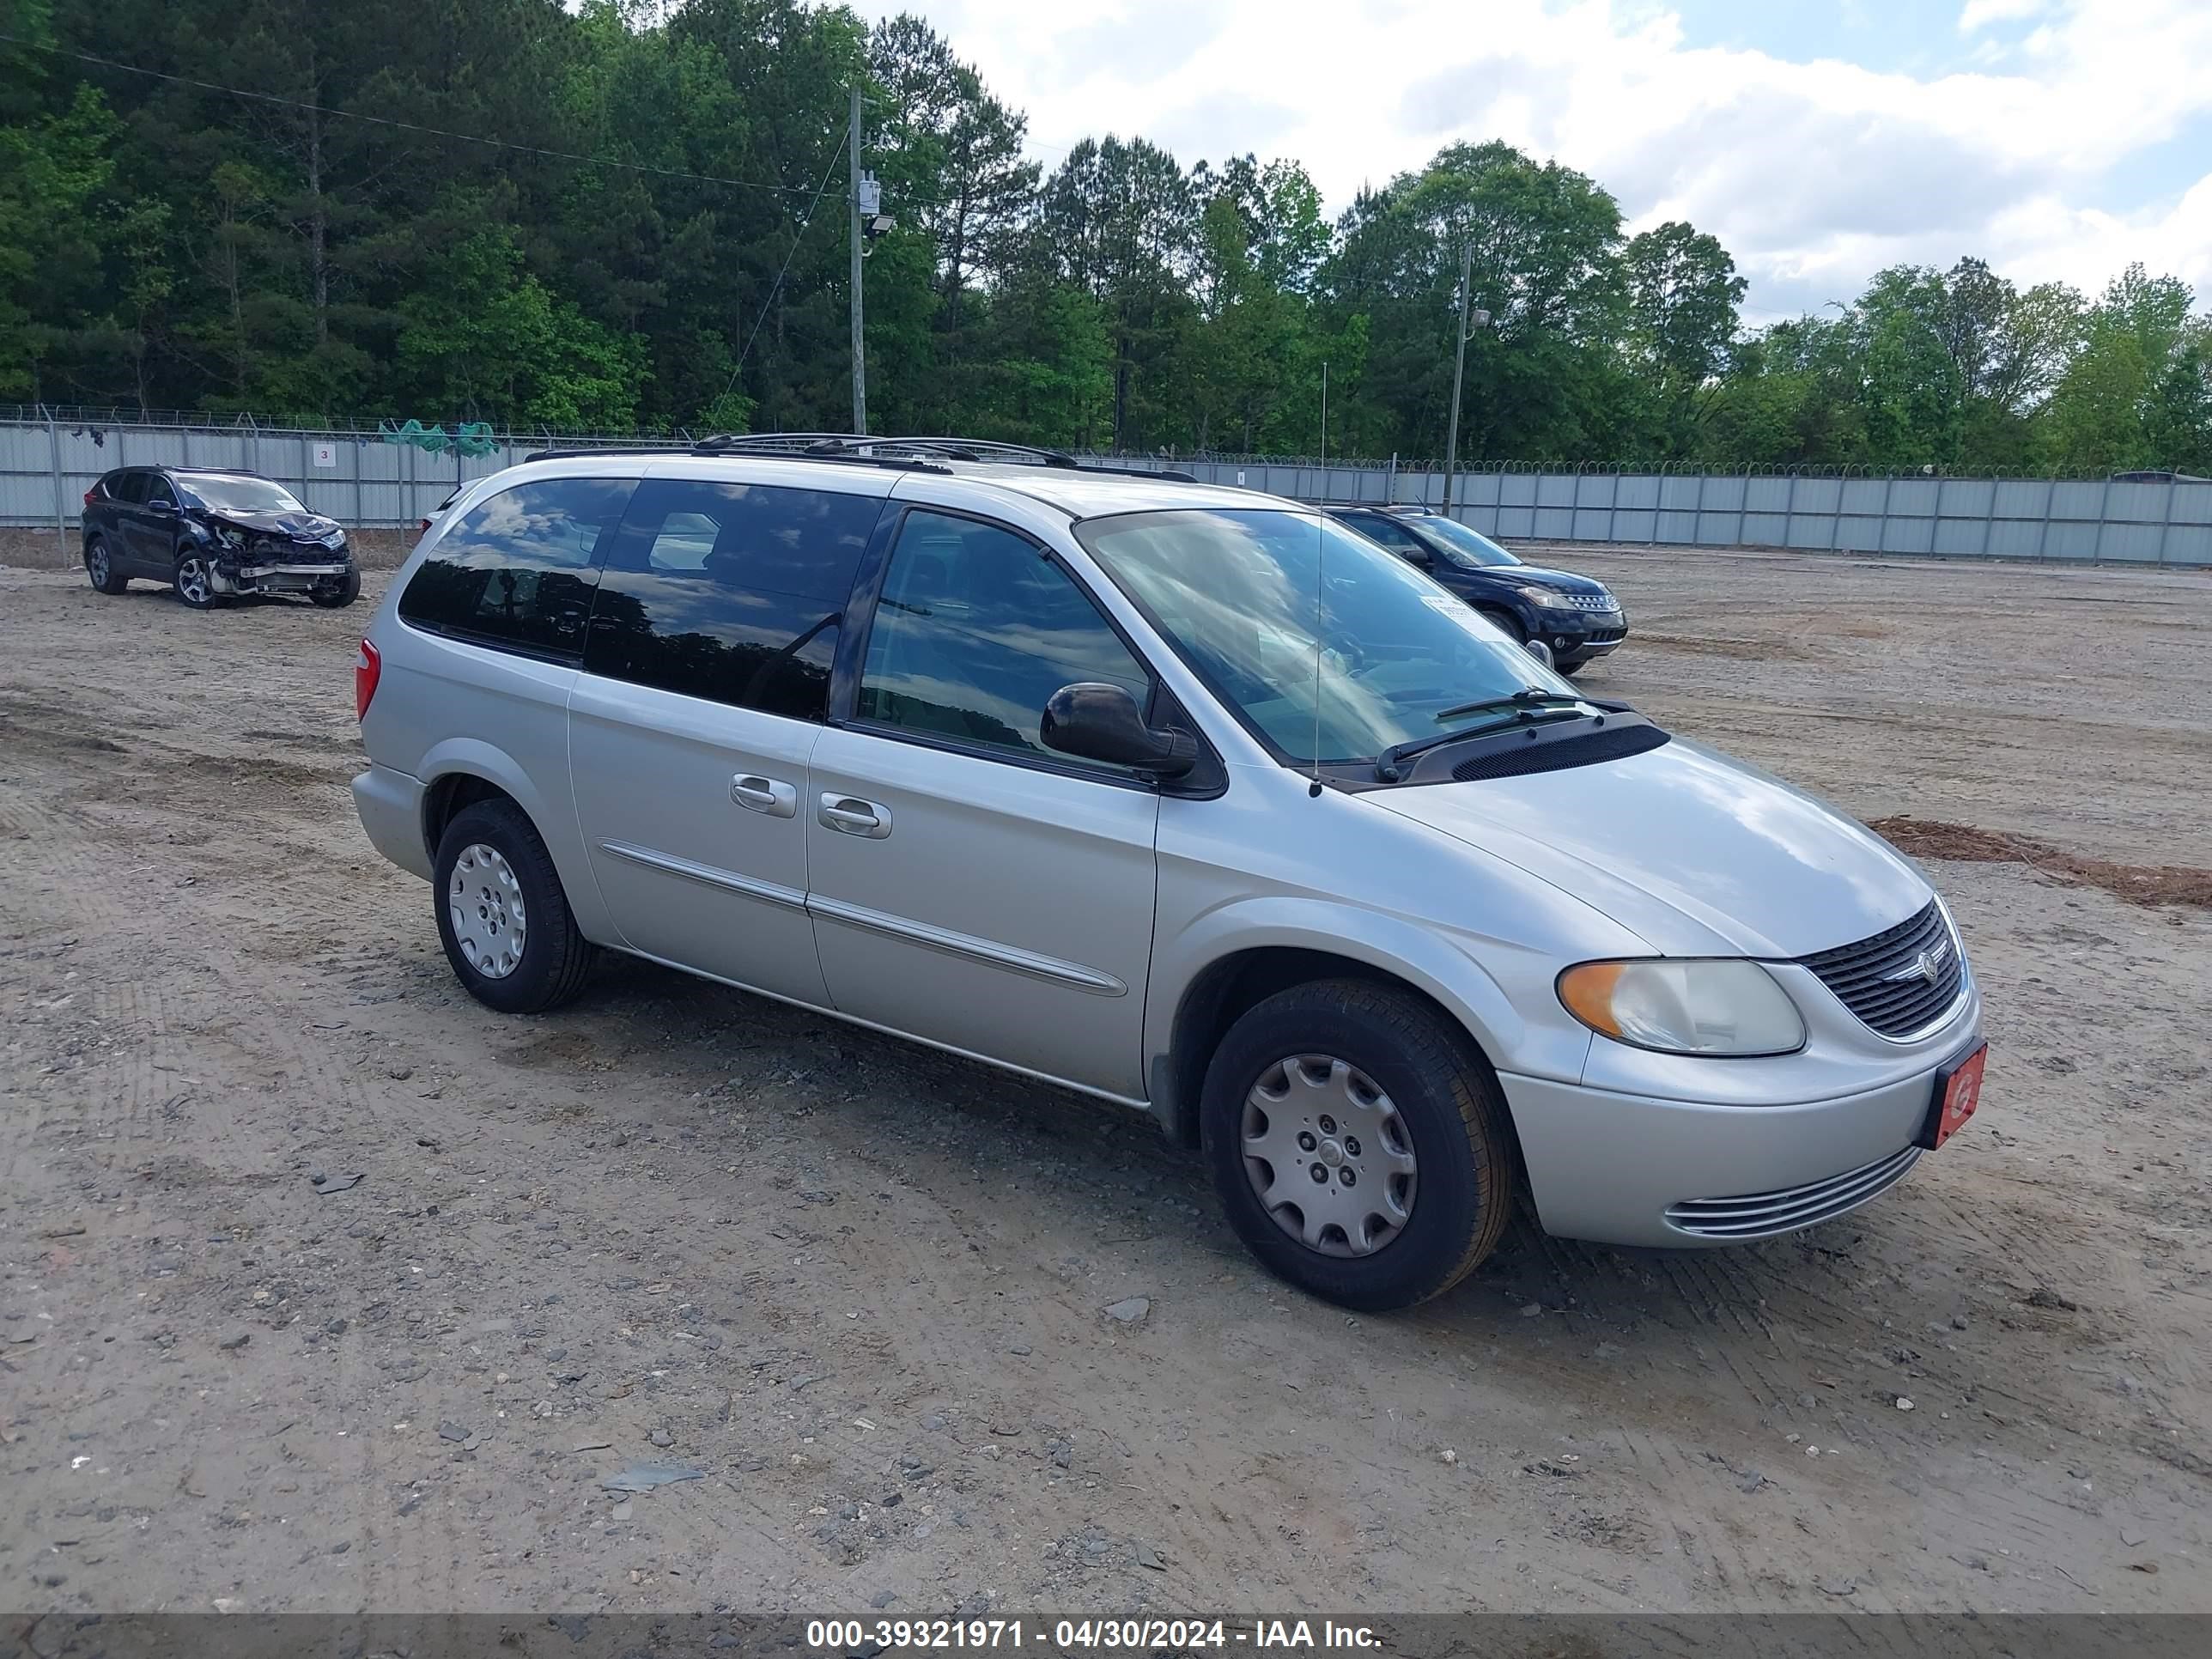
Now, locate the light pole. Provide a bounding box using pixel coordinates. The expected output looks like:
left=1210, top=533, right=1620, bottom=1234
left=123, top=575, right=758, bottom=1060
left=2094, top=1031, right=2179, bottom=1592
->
left=1440, top=240, right=1492, bottom=517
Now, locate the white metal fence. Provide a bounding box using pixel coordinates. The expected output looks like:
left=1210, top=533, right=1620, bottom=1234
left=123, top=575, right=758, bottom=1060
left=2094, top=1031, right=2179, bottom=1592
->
left=6, top=412, right=2209, bottom=565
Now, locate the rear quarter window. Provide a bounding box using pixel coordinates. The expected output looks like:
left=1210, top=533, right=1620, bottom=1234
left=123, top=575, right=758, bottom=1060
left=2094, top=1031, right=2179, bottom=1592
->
left=398, top=477, right=637, bottom=663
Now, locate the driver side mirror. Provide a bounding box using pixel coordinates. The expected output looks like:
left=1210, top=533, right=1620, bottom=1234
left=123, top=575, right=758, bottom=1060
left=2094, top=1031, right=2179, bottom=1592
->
left=1041, top=683, right=1198, bottom=780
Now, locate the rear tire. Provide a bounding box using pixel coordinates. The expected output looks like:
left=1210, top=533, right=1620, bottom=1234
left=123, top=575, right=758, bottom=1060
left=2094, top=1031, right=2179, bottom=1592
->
left=84, top=536, right=129, bottom=595
left=310, top=568, right=362, bottom=608
left=1200, top=978, right=1515, bottom=1310
left=433, top=799, right=595, bottom=1014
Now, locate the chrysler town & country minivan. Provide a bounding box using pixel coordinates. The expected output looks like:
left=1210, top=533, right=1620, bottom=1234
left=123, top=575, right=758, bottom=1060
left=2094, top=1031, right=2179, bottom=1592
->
left=350, top=436, right=1986, bottom=1309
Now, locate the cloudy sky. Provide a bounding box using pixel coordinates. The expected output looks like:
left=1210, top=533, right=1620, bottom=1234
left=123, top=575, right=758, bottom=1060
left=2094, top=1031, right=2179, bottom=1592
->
left=852, top=0, right=2212, bottom=323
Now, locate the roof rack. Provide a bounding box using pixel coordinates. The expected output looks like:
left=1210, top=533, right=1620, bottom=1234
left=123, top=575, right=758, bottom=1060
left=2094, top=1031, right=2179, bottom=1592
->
left=520, top=433, right=1200, bottom=484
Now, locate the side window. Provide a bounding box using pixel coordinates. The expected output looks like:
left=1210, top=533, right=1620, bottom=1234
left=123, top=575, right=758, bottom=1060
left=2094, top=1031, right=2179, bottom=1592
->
left=106, top=471, right=145, bottom=505
left=143, top=475, right=176, bottom=508
left=1347, top=513, right=1421, bottom=553
left=857, top=509, right=1151, bottom=764
left=398, top=477, right=635, bottom=662
left=584, top=477, right=878, bottom=722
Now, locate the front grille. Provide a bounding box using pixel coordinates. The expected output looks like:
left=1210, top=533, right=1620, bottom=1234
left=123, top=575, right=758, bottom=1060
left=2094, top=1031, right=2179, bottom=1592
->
left=1796, top=900, right=1963, bottom=1037
left=1582, top=626, right=1626, bottom=643
left=1666, top=1145, right=1921, bottom=1239
left=1450, top=723, right=1668, bottom=781
left=1553, top=592, right=1619, bottom=613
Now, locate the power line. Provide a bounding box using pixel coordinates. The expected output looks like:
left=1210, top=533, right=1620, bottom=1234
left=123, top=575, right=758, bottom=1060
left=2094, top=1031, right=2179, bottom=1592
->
left=726, top=127, right=853, bottom=394
left=1, top=33, right=828, bottom=198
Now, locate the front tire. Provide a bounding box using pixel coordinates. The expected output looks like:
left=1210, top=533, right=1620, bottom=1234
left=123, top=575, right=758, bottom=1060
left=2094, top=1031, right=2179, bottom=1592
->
left=432, top=799, right=595, bottom=1014
left=1477, top=607, right=1526, bottom=645
left=1557, top=659, right=1589, bottom=678
left=310, top=568, right=362, bottom=608
left=173, top=551, right=222, bottom=609
left=84, top=536, right=129, bottom=594
left=1200, top=979, right=1515, bottom=1311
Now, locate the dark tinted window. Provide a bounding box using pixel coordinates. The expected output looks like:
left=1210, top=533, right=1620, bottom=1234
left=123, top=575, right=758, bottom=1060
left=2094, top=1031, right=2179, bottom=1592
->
left=857, top=509, right=1149, bottom=763
left=104, top=471, right=144, bottom=504
left=143, top=474, right=177, bottom=507
left=583, top=478, right=878, bottom=721
left=1341, top=512, right=1423, bottom=553
left=398, top=477, right=635, bottom=662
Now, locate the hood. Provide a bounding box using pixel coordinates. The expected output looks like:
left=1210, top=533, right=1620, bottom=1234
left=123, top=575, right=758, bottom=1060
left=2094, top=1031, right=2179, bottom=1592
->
left=1498, top=563, right=1612, bottom=598
left=208, top=507, right=345, bottom=541
left=1366, top=736, right=1929, bottom=958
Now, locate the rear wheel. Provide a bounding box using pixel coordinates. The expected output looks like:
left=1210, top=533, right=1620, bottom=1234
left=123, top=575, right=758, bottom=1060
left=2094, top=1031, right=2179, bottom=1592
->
left=310, top=568, right=362, bottom=608
left=432, top=799, right=596, bottom=1014
left=1200, top=979, right=1515, bottom=1310
left=173, top=552, right=222, bottom=609
left=83, top=536, right=128, bottom=595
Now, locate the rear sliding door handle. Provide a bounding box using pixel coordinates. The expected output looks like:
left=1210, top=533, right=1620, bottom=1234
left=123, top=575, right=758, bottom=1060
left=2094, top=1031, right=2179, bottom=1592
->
left=731, top=775, right=798, bottom=818
left=817, top=793, right=891, bottom=838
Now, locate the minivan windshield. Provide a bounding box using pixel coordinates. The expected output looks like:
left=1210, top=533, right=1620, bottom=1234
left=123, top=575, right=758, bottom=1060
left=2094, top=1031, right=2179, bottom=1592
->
left=1076, top=507, right=1580, bottom=767
left=179, top=474, right=307, bottom=514
left=1414, top=516, right=1522, bottom=568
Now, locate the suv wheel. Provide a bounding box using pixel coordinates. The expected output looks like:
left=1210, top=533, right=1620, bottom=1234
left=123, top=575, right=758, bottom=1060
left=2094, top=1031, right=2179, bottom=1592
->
left=84, top=536, right=129, bottom=595
left=1477, top=606, right=1525, bottom=644
left=432, top=799, right=596, bottom=1013
left=310, top=568, right=362, bottom=608
left=173, top=552, right=222, bottom=609
left=1200, top=979, right=1514, bottom=1310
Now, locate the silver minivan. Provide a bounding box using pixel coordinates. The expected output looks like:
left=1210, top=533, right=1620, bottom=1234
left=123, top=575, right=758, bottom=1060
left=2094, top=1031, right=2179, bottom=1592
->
left=350, top=437, right=1986, bottom=1310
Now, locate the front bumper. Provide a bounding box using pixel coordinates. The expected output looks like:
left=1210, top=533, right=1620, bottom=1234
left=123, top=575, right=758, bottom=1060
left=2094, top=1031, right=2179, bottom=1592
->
left=208, top=546, right=352, bottom=595
left=1537, top=609, right=1627, bottom=662
left=1501, top=1029, right=1980, bottom=1249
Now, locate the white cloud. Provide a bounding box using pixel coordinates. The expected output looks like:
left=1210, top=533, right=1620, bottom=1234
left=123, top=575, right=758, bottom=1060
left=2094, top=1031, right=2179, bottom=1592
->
left=859, top=0, right=2212, bottom=317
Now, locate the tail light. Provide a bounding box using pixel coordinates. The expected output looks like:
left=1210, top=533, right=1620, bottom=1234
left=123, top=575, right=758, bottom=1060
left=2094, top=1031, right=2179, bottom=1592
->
left=82, top=489, right=96, bottom=508
left=354, top=637, right=382, bottom=721
left=417, top=518, right=431, bottom=533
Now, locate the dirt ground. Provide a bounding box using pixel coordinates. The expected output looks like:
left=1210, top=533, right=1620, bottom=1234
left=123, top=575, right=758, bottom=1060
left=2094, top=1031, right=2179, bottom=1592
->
left=3, top=538, right=2208, bottom=1620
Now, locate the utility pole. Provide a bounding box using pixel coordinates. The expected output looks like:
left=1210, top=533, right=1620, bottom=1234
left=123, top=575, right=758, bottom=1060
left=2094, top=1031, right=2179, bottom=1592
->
left=848, top=83, right=866, bottom=436
left=1441, top=242, right=1471, bottom=516
left=1439, top=244, right=1495, bottom=517
left=1318, top=361, right=1328, bottom=501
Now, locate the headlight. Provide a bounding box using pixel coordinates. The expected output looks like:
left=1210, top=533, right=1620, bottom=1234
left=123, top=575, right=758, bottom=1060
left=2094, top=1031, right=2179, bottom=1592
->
left=1521, top=586, right=1580, bottom=610
left=1558, top=960, right=1806, bottom=1056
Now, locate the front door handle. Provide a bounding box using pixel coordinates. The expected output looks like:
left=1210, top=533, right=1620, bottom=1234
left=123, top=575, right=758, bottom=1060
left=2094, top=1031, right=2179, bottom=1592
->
left=817, top=793, right=891, bottom=839
left=731, top=775, right=798, bottom=818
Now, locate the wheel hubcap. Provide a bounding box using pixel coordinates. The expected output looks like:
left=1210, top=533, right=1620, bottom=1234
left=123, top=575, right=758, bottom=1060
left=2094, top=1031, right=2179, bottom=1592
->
left=1241, top=1054, right=1417, bottom=1257
left=178, top=558, right=210, bottom=605
left=448, top=843, right=528, bottom=979
left=88, top=544, right=108, bottom=585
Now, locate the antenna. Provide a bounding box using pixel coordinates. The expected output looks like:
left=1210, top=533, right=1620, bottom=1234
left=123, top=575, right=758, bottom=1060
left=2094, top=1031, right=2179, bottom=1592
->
left=1309, top=505, right=1325, bottom=798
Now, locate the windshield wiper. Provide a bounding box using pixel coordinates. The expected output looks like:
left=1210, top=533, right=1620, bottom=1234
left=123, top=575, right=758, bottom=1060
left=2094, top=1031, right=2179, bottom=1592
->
left=1374, top=692, right=1591, bottom=781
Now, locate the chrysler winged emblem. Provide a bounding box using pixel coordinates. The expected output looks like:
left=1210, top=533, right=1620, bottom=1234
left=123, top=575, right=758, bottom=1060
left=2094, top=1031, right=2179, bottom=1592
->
left=1884, top=937, right=1952, bottom=986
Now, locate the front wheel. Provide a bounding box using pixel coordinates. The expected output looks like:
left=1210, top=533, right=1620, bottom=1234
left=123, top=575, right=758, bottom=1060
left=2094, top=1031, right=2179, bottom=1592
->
left=310, top=568, right=362, bottom=608
left=432, top=799, right=596, bottom=1014
left=84, top=536, right=129, bottom=595
left=1477, top=607, right=1526, bottom=645
left=1557, top=659, right=1589, bottom=678
left=1200, top=979, right=1516, bottom=1310
left=173, top=552, right=222, bottom=609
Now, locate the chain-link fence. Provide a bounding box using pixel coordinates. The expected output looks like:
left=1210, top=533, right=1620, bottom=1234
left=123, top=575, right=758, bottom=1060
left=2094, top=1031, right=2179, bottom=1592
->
left=6, top=410, right=2209, bottom=565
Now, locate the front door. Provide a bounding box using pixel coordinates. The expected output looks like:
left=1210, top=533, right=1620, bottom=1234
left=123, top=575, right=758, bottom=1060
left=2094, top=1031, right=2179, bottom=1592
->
left=569, top=473, right=889, bottom=1008
left=132, top=473, right=181, bottom=573
left=805, top=507, right=1160, bottom=1099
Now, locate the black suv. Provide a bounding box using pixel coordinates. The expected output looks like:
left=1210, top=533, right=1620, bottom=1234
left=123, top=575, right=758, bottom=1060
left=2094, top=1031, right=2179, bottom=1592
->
left=81, top=466, right=358, bottom=610
left=1326, top=506, right=1626, bottom=675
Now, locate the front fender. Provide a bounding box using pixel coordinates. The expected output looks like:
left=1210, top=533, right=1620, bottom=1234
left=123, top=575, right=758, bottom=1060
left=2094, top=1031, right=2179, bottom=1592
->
left=1142, top=894, right=1595, bottom=1138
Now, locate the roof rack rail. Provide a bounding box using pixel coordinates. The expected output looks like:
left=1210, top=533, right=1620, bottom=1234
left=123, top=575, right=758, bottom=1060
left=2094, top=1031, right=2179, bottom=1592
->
left=520, top=432, right=1201, bottom=485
